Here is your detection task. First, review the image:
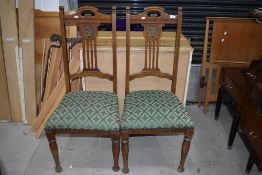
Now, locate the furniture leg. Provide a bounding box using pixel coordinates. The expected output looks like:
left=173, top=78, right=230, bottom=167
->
left=177, top=130, right=193, bottom=172
left=121, top=132, right=129, bottom=174
left=214, top=65, right=221, bottom=97
left=198, top=76, right=205, bottom=107
left=214, top=87, right=223, bottom=120
left=245, top=154, right=255, bottom=174
left=46, top=130, right=62, bottom=173
left=198, top=19, right=210, bottom=107
left=204, top=63, right=213, bottom=113
left=227, top=112, right=240, bottom=149
left=111, top=133, right=120, bottom=172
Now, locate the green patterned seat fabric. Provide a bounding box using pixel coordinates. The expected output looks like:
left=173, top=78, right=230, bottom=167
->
left=45, top=91, right=120, bottom=131
left=121, top=90, right=194, bottom=130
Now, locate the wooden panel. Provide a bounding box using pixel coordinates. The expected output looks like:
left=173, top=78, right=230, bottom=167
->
left=31, top=56, right=80, bottom=137
left=19, top=0, right=36, bottom=124
left=211, top=19, right=262, bottom=63
left=35, top=10, right=60, bottom=107
left=0, top=0, right=22, bottom=121
left=0, top=21, right=11, bottom=121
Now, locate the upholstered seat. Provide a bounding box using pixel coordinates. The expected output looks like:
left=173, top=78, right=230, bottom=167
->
left=121, top=90, right=193, bottom=130
left=45, top=91, right=120, bottom=131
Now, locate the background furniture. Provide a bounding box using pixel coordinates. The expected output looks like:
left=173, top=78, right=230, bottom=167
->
left=214, top=67, right=250, bottom=149
left=239, top=83, right=262, bottom=173
left=215, top=61, right=262, bottom=173
left=198, top=17, right=262, bottom=113
left=44, top=6, right=120, bottom=172
left=121, top=6, right=194, bottom=173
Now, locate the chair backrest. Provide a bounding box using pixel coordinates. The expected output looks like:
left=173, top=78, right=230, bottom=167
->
left=59, top=6, right=117, bottom=93
left=125, top=6, right=182, bottom=95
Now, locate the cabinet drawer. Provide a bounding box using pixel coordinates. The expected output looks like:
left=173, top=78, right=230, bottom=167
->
left=223, top=75, right=241, bottom=108
left=240, top=99, right=262, bottom=159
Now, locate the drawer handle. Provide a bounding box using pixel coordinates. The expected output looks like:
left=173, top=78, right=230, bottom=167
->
left=249, top=131, right=258, bottom=139
left=252, top=135, right=258, bottom=139
left=226, top=84, right=233, bottom=89
left=257, top=111, right=262, bottom=117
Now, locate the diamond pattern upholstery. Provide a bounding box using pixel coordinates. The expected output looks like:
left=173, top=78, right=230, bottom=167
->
left=121, top=90, right=194, bottom=130
left=45, top=91, right=120, bottom=131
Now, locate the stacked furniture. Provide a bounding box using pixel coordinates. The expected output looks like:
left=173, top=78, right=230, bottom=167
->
left=198, top=18, right=262, bottom=113
left=215, top=59, right=262, bottom=173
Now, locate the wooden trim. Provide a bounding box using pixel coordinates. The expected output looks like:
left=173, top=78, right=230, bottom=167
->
left=122, top=128, right=194, bottom=135
left=0, top=22, right=11, bottom=120
left=112, top=6, right=117, bottom=94
left=129, top=70, right=172, bottom=81
left=59, top=6, right=71, bottom=92
left=19, top=0, right=36, bottom=124
left=70, top=70, right=113, bottom=81
left=203, top=61, right=213, bottom=113
left=125, top=6, right=130, bottom=95
left=35, top=9, right=59, bottom=17
left=171, top=7, right=182, bottom=93
left=0, top=0, right=22, bottom=121
left=198, top=18, right=210, bottom=107
left=46, top=129, right=120, bottom=137
left=42, top=48, right=58, bottom=103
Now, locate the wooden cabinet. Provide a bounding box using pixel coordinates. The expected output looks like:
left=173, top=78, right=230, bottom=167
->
left=239, top=84, right=262, bottom=172
left=215, top=67, right=250, bottom=149
left=219, top=67, right=250, bottom=112
left=216, top=67, right=262, bottom=173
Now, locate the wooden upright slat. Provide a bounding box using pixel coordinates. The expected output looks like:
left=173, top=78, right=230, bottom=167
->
left=19, top=0, right=36, bottom=124
left=0, top=22, right=12, bottom=121
left=0, top=0, right=22, bottom=122
left=31, top=56, right=80, bottom=136
left=35, top=10, right=60, bottom=108
left=42, top=48, right=58, bottom=103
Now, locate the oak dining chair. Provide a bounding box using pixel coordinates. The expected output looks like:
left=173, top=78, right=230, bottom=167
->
left=44, top=6, right=120, bottom=173
left=121, top=6, right=194, bottom=173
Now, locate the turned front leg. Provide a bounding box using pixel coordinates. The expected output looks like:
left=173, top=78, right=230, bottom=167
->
left=111, top=133, right=120, bottom=172
left=121, top=132, right=129, bottom=174
left=46, top=130, right=62, bottom=173
left=177, top=130, right=193, bottom=172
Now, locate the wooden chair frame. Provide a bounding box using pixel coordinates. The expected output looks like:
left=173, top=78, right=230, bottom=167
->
left=122, top=6, right=194, bottom=173
left=45, top=6, right=120, bottom=173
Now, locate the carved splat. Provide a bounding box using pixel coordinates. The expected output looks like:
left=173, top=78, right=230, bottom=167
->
left=59, top=5, right=117, bottom=93
left=79, top=24, right=99, bottom=71
left=143, top=24, right=164, bottom=70
left=125, top=6, right=182, bottom=94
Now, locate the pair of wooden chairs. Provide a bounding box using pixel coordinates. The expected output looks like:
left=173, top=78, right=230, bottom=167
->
left=45, top=5, right=194, bottom=173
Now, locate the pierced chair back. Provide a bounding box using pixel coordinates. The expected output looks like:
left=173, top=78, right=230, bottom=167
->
left=125, top=6, right=182, bottom=95
left=59, top=6, right=117, bottom=93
